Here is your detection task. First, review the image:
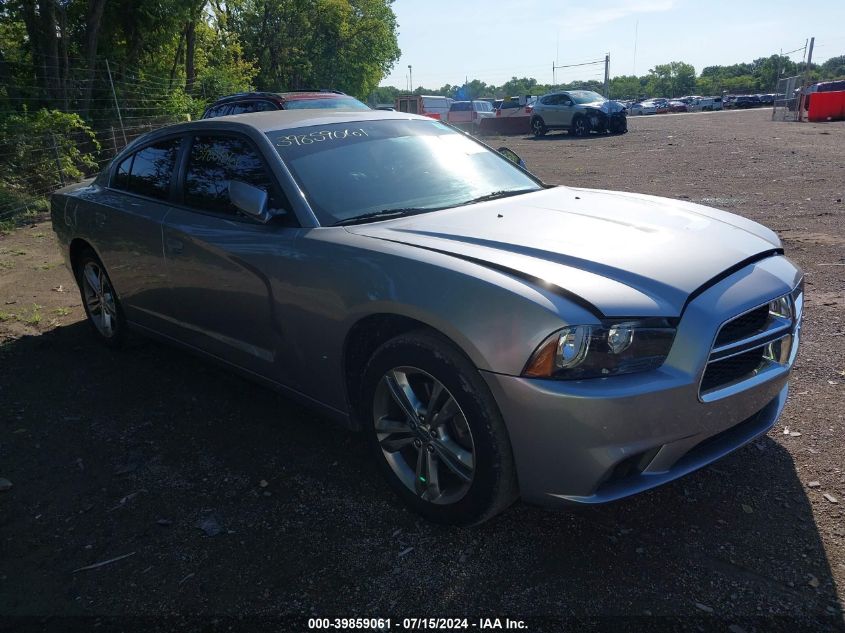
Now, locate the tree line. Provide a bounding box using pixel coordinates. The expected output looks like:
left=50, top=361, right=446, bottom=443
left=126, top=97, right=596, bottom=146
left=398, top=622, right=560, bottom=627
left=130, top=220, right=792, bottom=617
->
left=371, top=54, right=845, bottom=103
left=0, top=0, right=401, bottom=226
left=0, top=0, right=401, bottom=117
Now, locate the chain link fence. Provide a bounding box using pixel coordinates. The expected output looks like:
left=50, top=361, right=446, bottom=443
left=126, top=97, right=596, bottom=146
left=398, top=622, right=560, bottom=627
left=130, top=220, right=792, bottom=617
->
left=772, top=75, right=802, bottom=122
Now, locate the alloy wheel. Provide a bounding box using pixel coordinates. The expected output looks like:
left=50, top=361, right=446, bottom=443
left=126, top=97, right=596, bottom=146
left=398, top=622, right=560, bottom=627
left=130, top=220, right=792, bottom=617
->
left=81, top=260, right=118, bottom=338
left=373, top=366, right=475, bottom=504
left=574, top=117, right=588, bottom=136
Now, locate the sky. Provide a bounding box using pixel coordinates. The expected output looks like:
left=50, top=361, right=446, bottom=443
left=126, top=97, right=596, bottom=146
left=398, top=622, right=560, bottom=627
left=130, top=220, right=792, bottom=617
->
left=382, top=0, right=845, bottom=89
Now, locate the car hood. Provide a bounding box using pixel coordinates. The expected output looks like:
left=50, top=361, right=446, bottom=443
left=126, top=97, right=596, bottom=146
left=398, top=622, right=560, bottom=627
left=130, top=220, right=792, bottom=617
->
left=582, top=100, right=625, bottom=114
left=346, top=187, right=782, bottom=318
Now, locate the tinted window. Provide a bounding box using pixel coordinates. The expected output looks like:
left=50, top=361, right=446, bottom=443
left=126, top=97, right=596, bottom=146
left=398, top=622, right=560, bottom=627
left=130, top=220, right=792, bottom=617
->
left=114, top=155, right=132, bottom=189
left=450, top=102, right=470, bottom=111
left=204, top=105, right=230, bottom=119
left=114, top=137, right=181, bottom=200
left=283, top=97, right=370, bottom=110
left=184, top=135, right=290, bottom=219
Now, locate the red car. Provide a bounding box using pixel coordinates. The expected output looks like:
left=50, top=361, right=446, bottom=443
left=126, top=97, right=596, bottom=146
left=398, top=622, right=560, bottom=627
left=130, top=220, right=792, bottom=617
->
left=202, top=91, right=370, bottom=119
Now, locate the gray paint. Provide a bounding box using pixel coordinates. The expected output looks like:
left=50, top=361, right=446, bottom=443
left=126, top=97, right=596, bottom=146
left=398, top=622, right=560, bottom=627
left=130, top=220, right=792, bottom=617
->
left=51, top=110, right=803, bottom=506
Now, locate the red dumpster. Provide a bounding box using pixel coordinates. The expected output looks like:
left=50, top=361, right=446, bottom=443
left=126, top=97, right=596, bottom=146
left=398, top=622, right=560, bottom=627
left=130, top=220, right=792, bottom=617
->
left=807, top=90, right=845, bottom=122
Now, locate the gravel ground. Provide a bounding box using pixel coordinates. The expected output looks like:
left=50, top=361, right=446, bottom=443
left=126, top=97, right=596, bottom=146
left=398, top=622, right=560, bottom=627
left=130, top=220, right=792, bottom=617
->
left=0, top=108, right=843, bottom=632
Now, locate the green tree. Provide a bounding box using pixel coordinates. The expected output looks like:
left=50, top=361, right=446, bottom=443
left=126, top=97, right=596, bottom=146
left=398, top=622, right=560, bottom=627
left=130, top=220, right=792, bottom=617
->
left=646, top=61, right=696, bottom=97
left=609, top=75, right=642, bottom=99
left=821, top=55, right=845, bottom=79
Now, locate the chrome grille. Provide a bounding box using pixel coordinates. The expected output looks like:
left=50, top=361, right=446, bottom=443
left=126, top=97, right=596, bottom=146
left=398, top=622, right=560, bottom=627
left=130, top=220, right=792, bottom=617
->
left=699, top=284, right=803, bottom=399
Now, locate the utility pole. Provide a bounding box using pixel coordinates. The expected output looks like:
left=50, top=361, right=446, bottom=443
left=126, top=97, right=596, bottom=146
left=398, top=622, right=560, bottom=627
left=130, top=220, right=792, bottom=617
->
left=798, top=37, right=815, bottom=122
left=604, top=54, right=610, bottom=98
left=552, top=61, right=555, bottom=87
left=408, top=65, right=413, bottom=94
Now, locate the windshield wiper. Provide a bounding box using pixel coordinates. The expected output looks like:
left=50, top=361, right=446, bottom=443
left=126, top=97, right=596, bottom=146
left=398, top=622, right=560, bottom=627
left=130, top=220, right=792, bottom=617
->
left=454, top=189, right=537, bottom=207
left=333, top=207, right=436, bottom=226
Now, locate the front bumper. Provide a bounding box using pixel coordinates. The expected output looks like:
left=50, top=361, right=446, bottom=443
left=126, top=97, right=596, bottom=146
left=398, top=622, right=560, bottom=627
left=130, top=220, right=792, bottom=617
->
left=483, top=255, right=803, bottom=506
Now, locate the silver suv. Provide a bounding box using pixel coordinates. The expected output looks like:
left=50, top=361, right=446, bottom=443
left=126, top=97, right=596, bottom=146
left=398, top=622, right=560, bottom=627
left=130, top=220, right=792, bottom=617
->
left=531, top=90, right=627, bottom=137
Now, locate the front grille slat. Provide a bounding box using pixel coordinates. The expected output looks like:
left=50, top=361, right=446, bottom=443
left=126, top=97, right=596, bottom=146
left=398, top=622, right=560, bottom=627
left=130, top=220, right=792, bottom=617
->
left=714, top=304, right=769, bottom=347
left=700, top=289, right=800, bottom=397
left=700, top=348, right=766, bottom=392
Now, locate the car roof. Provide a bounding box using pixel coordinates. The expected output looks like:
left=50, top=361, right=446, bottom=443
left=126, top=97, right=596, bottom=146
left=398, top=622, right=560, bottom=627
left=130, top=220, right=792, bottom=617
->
left=165, top=109, right=433, bottom=134
left=210, top=90, right=347, bottom=105
left=280, top=91, right=349, bottom=100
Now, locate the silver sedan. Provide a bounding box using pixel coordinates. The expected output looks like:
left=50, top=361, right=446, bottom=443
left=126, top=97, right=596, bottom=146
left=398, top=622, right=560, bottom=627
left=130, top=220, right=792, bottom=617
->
left=51, top=110, right=803, bottom=525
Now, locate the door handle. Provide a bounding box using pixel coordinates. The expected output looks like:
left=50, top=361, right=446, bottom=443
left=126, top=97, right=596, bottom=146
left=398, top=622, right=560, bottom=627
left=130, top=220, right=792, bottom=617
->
left=165, top=237, right=184, bottom=255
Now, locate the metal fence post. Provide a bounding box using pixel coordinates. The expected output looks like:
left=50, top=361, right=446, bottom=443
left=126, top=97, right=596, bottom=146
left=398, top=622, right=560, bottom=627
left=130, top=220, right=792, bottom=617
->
left=51, top=134, right=65, bottom=188
left=105, top=59, right=127, bottom=145
left=110, top=126, right=118, bottom=154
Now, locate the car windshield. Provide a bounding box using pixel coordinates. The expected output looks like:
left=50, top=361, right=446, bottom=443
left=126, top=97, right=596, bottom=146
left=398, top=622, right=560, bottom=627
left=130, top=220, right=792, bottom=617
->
left=569, top=91, right=605, bottom=104
left=267, top=119, right=541, bottom=225
left=284, top=97, right=370, bottom=110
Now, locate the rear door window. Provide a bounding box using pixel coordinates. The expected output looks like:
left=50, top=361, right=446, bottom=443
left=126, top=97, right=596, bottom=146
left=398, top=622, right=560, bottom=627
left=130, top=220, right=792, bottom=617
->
left=112, top=137, right=181, bottom=200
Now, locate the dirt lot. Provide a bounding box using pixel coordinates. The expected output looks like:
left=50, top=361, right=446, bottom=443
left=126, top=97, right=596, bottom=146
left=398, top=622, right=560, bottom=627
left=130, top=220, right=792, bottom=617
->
left=1, top=109, right=844, bottom=631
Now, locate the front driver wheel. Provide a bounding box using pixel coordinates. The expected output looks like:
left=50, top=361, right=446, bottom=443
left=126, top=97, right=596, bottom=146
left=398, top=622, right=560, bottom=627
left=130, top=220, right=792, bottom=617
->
left=362, top=331, right=518, bottom=525
left=531, top=117, right=547, bottom=138
left=571, top=115, right=590, bottom=136
left=74, top=248, right=126, bottom=347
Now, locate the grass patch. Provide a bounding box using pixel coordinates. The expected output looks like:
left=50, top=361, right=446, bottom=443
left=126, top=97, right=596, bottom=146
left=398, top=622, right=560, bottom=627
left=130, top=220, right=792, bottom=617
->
left=20, top=304, right=42, bottom=326
left=0, top=310, right=14, bottom=322
left=53, top=307, right=70, bottom=316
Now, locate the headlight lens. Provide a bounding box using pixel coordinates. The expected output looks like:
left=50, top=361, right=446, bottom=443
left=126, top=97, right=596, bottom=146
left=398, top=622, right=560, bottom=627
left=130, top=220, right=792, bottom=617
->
left=523, top=319, right=677, bottom=379
left=768, top=295, right=793, bottom=320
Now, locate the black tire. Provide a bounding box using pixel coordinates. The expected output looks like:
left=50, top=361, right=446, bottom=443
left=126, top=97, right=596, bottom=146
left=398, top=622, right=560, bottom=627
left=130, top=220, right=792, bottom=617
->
left=571, top=115, right=590, bottom=137
left=610, top=116, right=628, bottom=134
left=530, top=116, right=547, bottom=138
left=362, top=330, right=519, bottom=525
left=74, top=247, right=127, bottom=348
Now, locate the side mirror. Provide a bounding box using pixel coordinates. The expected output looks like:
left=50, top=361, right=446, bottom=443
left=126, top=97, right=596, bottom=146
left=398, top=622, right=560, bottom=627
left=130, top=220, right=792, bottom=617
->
left=229, top=179, right=271, bottom=222
left=497, top=147, right=526, bottom=169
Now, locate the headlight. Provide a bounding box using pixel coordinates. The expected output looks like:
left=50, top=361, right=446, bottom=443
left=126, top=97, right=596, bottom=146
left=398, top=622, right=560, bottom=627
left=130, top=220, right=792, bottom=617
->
left=523, top=319, right=677, bottom=379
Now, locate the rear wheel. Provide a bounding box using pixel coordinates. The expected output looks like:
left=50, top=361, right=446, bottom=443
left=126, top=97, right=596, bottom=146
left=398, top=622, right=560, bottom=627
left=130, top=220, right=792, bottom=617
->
left=531, top=116, right=547, bottom=137
left=74, top=248, right=126, bottom=347
left=362, top=331, right=518, bottom=525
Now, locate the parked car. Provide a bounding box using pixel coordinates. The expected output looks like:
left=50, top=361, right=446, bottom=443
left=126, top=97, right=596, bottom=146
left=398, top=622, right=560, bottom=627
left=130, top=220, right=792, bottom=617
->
left=629, top=101, right=657, bottom=115
left=530, top=90, right=627, bottom=136
left=495, top=95, right=537, bottom=118
left=689, top=96, right=723, bottom=112
left=394, top=95, right=452, bottom=120
left=651, top=99, right=671, bottom=114
left=202, top=91, right=369, bottom=119
left=447, top=100, right=496, bottom=127
left=733, top=95, right=762, bottom=109
left=51, top=109, right=803, bottom=525
left=668, top=100, right=688, bottom=113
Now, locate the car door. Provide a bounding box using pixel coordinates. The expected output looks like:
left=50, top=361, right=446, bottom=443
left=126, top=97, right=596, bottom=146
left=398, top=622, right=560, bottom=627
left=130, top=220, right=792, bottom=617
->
left=540, top=94, right=564, bottom=126
left=161, top=132, right=302, bottom=380
left=558, top=94, right=576, bottom=127
left=96, top=135, right=182, bottom=334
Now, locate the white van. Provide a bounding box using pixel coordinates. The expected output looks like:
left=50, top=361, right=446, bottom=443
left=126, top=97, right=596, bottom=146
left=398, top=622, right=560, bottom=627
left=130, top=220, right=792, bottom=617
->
left=394, top=95, right=452, bottom=120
